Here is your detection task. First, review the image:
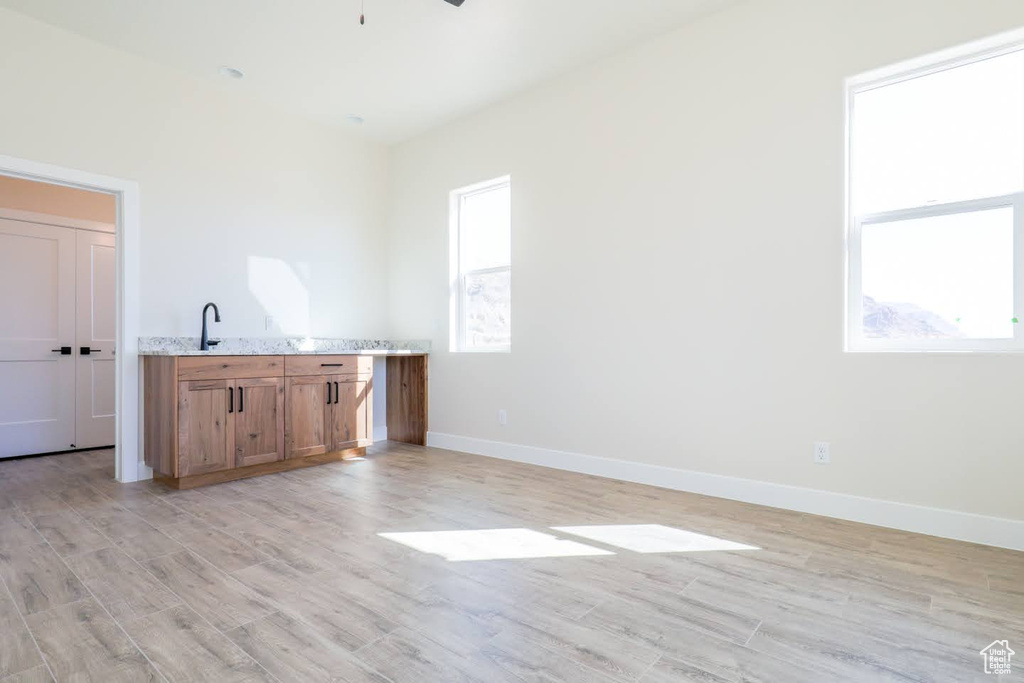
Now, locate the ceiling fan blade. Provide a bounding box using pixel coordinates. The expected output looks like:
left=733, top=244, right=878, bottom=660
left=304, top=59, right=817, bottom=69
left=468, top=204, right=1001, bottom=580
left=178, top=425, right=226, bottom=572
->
left=443, top=0, right=467, bottom=6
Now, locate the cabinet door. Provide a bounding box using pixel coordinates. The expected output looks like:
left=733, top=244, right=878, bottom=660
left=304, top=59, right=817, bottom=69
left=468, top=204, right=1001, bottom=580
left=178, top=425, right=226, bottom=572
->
left=285, top=375, right=330, bottom=459
left=178, top=379, right=235, bottom=476
left=330, top=376, right=372, bottom=451
left=234, top=377, right=284, bottom=467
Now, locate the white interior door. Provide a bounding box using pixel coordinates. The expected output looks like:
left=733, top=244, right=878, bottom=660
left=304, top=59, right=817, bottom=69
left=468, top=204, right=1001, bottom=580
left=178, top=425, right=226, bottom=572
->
left=75, top=230, right=116, bottom=449
left=0, top=219, right=76, bottom=458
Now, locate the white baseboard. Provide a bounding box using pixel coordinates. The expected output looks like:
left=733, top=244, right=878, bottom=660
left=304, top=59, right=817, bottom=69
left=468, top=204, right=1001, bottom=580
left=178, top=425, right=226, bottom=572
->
left=426, top=432, right=1024, bottom=552
left=374, top=425, right=388, bottom=443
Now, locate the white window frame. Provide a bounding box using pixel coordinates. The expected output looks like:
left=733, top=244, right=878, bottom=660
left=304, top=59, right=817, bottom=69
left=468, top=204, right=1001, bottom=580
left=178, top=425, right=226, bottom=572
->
left=845, top=29, right=1024, bottom=353
left=449, top=175, right=511, bottom=353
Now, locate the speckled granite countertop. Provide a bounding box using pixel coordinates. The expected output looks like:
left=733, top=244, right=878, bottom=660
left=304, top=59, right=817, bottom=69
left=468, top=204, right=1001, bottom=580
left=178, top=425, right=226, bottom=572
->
left=138, top=337, right=430, bottom=356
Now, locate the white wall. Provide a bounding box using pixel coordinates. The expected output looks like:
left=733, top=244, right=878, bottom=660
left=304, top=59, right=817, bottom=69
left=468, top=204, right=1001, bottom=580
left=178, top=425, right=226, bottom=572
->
left=0, top=8, right=389, bottom=339
left=387, top=0, right=1024, bottom=522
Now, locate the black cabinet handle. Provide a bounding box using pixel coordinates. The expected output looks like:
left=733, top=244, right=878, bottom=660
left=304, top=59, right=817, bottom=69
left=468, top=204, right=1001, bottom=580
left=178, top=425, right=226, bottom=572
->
left=80, top=347, right=102, bottom=355
left=334, top=382, right=339, bottom=404
left=326, top=381, right=332, bottom=405
left=228, top=387, right=234, bottom=413
left=51, top=346, right=72, bottom=355
left=321, top=363, right=344, bottom=367
left=239, top=387, right=244, bottom=413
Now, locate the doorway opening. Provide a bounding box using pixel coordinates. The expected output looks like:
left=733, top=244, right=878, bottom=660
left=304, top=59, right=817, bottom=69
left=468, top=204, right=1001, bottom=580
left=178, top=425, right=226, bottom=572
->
left=0, top=176, right=116, bottom=460
left=0, top=155, right=141, bottom=482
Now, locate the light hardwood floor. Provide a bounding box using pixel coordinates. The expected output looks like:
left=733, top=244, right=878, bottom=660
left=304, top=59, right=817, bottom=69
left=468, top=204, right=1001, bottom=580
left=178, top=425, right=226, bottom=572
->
left=0, top=442, right=1020, bottom=682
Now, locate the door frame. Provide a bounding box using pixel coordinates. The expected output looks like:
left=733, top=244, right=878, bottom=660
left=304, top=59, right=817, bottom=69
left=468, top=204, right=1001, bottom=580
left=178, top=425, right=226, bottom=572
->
left=0, top=154, right=142, bottom=483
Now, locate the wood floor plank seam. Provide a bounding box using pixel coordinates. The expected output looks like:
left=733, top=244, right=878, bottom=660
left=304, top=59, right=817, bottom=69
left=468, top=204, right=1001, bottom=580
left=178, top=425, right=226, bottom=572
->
left=225, top=608, right=285, bottom=638
left=676, top=576, right=699, bottom=597
left=169, top=495, right=343, bottom=568
left=486, top=613, right=662, bottom=683
left=571, top=600, right=603, bottom=623
left=214, top=501, right=427, bottom=583
left=0, top=563, right=57, bottom=683
left=20, top=515, right=170, bottom=683
left=743, top=619, right=762, bottom=647
left=229, top=561, right=403, bottom=650
left=350, top=625, right=403, bottom=655
left=583, top=592, right=751, bottom=649
left=23, top=487, right=281, bottom=683
left=163, top=496, right=263, bottom=531
left=635, top=655, right=663, bottom=683
left=126, top=550, right=287, bottom=683
left=53, top=506, right=115, bottom=557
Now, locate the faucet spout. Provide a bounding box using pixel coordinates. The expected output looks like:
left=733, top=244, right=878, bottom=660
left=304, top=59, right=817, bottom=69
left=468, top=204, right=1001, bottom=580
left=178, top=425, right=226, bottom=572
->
left=200, top=302, right=221, bottom=351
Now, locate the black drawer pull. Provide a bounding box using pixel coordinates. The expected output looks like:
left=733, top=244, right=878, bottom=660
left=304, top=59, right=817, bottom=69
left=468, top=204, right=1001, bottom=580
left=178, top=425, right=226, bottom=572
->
left=320, top=363, right=344, bottom=367
left=228, top=387, right=234, bottom=413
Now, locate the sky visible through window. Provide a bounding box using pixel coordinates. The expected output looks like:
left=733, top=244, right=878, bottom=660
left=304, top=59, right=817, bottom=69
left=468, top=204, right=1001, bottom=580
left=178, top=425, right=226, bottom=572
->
left=862, top=209, right=1014, bottom=339
left=458, top=181, right=511, bottom=350
left=853, top=50, right=1023, bottom=214
left=460, top=185, right=511, bottom=272
left=853, top=49, right=1024, bottom=341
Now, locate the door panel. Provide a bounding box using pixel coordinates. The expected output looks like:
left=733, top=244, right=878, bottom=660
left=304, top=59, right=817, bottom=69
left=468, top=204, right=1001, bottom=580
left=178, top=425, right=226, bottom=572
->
left=331, top=376, right=372, bottom=451
left=234, top=377, right=284, bottom=467
left=178, top=379, right=234, bottom=476
left=0, top=219, right=75, bottom=458
left=75, top=230, right=116, bottom=448
left=285, top=375, right=329, bottom=459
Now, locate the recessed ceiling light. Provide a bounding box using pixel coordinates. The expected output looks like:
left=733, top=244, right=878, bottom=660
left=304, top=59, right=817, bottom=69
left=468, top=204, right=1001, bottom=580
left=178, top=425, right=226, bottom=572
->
left=345, top=115, right=365, bottom=125
left=218, top=66, right=245, bottom=80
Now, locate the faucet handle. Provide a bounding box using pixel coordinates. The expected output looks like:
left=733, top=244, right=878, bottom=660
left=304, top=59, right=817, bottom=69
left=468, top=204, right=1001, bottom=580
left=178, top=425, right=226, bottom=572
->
left=207, top=339, right=221, bottom=347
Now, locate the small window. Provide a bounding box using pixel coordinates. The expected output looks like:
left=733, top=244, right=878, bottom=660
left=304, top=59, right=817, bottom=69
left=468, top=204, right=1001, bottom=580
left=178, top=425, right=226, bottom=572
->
left=450, top=176, right=511, bottom=352
left=847, top=41, right=1024, bottom=351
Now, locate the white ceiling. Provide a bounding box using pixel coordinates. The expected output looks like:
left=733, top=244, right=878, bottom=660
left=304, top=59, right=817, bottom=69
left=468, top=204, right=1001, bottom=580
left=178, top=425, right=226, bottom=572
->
left=0, top=0, right=739, bottom=142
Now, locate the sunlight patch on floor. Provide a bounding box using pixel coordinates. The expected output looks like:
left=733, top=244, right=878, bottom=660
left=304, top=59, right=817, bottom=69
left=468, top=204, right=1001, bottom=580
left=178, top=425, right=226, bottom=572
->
left=551, top=524, right=760, bottom=553
left=378, top=528, right=615, bottom=562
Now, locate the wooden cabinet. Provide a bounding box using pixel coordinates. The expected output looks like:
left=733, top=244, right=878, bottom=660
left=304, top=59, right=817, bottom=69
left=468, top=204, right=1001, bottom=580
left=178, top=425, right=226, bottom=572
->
left=177, top=379, right=234, bottom=477
left=177, top=376, right=284, bottom=476
left=234, top=377, right=284, bottom=467
left=145, top=354, right=378, bottom=489
left=286, top=373, right=372, bottom=458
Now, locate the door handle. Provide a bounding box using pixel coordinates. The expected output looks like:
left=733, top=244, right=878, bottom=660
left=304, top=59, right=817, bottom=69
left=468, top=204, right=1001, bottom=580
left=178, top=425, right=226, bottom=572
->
left=80, top=347, right=102, bottom=355
left=326, top=381, right=332, bottom=405
left=228, top=387, right=234, bottom=413
left=239, top=386, right=244, bottom=413
left=334, top=382, right=339, bottom=404
left=51, top=346, right=72, bottom=355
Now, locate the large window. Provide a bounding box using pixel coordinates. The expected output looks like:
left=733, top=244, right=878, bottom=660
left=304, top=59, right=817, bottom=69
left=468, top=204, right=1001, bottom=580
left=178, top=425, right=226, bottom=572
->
left=847, top=39, right=1024, bottom=351
left=450, top=176, right=511, bottom=352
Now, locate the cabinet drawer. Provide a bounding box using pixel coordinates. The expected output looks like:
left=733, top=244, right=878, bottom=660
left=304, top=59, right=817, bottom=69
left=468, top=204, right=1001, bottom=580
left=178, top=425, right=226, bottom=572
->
left=285, top=355, right=372, bottom=377
left=178, top=356, right=284, bottom=381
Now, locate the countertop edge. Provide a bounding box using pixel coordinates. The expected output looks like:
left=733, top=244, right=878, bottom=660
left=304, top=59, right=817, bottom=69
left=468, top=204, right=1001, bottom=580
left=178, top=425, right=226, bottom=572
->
left=138, top=336, right=431, bottom=357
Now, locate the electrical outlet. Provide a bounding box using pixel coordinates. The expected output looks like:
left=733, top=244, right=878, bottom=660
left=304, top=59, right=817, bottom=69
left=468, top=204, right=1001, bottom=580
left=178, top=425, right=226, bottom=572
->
left=497, top=409, right=507, bottom=426
left=265, top=316, right=274, bottom=331
left=814, top=442, right=830, bottom=464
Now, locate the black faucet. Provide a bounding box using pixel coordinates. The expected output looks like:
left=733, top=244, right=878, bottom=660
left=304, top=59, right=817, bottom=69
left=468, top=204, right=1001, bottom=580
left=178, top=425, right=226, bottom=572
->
left=200, top=302, right=221, bottom=351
